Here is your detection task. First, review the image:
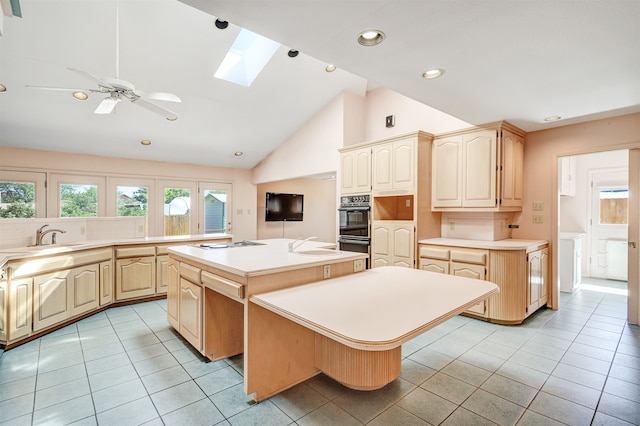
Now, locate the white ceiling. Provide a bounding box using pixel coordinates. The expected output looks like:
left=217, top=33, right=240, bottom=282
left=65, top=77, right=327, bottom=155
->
left=1, top=0, right=639, bottom=170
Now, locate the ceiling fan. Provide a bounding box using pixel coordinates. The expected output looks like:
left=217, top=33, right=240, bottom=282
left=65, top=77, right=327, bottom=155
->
left=25, top=2, right=181, bottom=121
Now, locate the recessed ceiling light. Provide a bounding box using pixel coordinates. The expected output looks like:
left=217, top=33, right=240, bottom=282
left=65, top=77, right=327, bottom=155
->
left=141, top=140, right=151, bottom=146
left=287, top=49, right=299, bottom=58
left=234, top=151, right=243, bottom=157
left=325, top=64, right=336, bottom=72
left=215, top=19, right=229, bottom=29
left=72, top=91, right=88, bottom=100
left=358, top=30, right=385, bottom=46
left=422, top=69, right=445, bottom=79
left=0, top=84, right=6, bottom=92
left=544, top=115, right=562, bottom=122
left=166, top=116, right=177, bottom=121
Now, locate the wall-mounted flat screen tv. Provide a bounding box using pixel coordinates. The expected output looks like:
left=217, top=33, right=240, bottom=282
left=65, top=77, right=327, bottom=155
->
left=265, top=192, right=304, bottom=222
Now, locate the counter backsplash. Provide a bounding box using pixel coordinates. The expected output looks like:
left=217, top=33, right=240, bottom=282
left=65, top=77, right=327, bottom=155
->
left=440, top=212, right=514, bottom=241
left=0, top=217, right=146, bottom=249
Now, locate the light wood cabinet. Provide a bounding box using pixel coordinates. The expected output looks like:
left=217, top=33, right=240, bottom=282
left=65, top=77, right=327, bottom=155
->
left=418, top=246, right=489, bottom=317
left=0, top=278, right=6, bottom=342
left=99, top=261, right=113, bottom=306
left=178, top=263, right=203, bottom=352
left=372, top=138, right=416, bottom=193
left=371, top=221, right=415, bottom=268
left=432, top=122, right=524, bottom=211
left=156, top=254, right=169, bottom=294
left=115, top=246, right=156, bottom=300
left=340, top=146, right=371, bottom=194
left=9, top=277, right=32, bottom=342
left=419, top=242, right=549, bottom=323
left=166, top=256, right=180, bottom=330
left=69, top=264, right=100, bottom=317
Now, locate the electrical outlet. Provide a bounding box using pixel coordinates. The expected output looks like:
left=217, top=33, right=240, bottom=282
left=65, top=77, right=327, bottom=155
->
left=533, top=201, right=544, bottom=211
left=80, top=226, right=85, bottom=235
left=405, top=199, right=411, bottom=207
left=353, top=259, right=364, bottom=272
left=323, top=265, right=331, bottom=279
left=449, top=222, right=455, bottom=231
left=533, top=214, right=544, bottom=224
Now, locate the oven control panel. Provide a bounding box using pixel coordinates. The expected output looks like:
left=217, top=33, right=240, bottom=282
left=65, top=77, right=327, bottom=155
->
left=340, top=194, right=370, bottom=206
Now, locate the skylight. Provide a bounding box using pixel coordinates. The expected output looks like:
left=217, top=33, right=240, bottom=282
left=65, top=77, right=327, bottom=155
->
left=214, top=29, right=280, bottom=87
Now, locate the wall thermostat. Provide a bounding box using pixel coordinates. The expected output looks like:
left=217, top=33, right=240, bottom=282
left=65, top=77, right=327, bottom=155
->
left=385, top=115, right=395, bottom=128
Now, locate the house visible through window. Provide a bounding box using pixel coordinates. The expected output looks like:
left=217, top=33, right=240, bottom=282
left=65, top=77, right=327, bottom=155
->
left=117, top=186, right=148, bottom=217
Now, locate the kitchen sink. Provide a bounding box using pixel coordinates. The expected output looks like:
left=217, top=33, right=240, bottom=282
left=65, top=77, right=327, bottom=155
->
left=196, top=241, right=266, bottom=249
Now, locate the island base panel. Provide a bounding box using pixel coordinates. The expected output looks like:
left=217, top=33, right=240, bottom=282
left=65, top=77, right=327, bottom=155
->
left=315, top=334, right=401, bottom=391
left=246, top=303, right=319, bottom=401
left=204, top=289, right=244, bottom=361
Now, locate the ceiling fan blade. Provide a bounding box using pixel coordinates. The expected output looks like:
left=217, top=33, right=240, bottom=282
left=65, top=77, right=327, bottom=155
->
left=95, top=97, right=120, bottom=114
left=131, top=98, right=178, bottom=120
left=26, top=85, right=92, bottom=92
left=132, top=90, right=182, bottom=103
left=68, top=68, right=115, bottom=90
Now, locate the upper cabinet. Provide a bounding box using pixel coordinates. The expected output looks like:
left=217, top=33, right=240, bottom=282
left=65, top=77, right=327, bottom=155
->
left=372, top=138, right=416, bottom=193
left=432, top=122, right=525, bottom=211
left=340, top=146, right=371, bottom=195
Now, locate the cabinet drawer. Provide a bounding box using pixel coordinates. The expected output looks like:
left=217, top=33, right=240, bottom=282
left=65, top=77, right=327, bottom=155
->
left=450, top=249, right=487, bottom=265
left=116, top=246, right=156, bottom=258
left=156, top=246, right=170, bottom=256
left=419, top=246, right=449, bottom=260
left=180, top=262, right=201, bottom=284
left=201, top=271, right=245, bottom=300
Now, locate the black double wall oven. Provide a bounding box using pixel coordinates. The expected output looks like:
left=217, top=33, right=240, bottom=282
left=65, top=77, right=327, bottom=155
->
left=338, top=194, right=371, bottom=268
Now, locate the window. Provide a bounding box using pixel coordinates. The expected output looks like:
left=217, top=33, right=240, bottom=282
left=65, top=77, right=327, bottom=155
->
left=0, top=171, right=46, bottom=218
left=600, top=189, right=628, bottom=224
left=117, top=186, right=148, bottom=217
left=60, top=184, right=98, bottom=217
left=199, top=182, right=232, bottom=234
left=164, top=187, right=191, bottom=236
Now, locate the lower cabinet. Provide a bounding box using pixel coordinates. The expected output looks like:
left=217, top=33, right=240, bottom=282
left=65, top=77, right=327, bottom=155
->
left=115, top=248, right=156, bottom=300
left=0, top=279, right=6, bottom=342
left=419, top=243, right=549, bottom=324
left=156, top=254, right=169, bottom=295
left=371, top=221, right=415, bottom=268
left=166, top=256, right=180, bottom=330
left=99, top=261, right=113, bottom=306
left=9, top=277, right=32, bottom=342
left=179, top=277, right=203, bottom=352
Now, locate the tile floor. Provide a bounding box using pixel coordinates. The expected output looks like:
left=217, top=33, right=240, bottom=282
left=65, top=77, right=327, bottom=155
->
left=0, top=278, right=638, bottom=425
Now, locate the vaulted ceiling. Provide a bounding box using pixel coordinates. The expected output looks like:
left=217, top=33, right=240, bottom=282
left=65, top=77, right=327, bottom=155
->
left=1, top=0, right=638, bottom=169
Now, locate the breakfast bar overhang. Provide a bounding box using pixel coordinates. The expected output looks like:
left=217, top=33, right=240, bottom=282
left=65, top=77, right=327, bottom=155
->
left=247, top=266, right=499, bottom=401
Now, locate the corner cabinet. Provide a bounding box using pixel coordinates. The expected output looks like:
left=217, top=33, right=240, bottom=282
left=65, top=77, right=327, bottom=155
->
left=419, top=241, right=549, bottom=324
left=432, top=122, right=524, bottom=211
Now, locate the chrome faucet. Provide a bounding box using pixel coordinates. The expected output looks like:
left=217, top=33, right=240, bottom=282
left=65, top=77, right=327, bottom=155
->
left=35, top=224, right=67, bottom=246
left=288, top=236, right=317, bottom=253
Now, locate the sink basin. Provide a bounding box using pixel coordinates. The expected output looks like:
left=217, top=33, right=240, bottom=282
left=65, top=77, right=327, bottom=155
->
left=295, top=249, right=339, bottom=256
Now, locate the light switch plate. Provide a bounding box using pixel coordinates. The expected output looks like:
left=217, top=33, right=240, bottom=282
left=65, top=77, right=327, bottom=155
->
left=385, top=115, right=395, bottom=128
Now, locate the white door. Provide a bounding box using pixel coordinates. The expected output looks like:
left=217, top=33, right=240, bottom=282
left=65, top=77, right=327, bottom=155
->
left=588, top=169, right=628, bottom=278
left=198, top=182, right=233, bottom=235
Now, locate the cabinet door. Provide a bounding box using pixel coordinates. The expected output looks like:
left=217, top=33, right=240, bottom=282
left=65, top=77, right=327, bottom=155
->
left=33, top=270, right=69, bottom=331
left=179, top=278, right=202, bottom=351
left=99, top=261, right=113, bottom=306
left=392, top=139, right=415, bottom=191
left=450, top=262, right=488, bottom=316
left=420, top=258, right=449, bottom=274
left=372, top=144, right=393, bottom=191
left=526, top=249, right=543, bottom=315
left=392, top=224, right=415, bottom=268
left=341, top=148, right=371, bottom=194
left=9, top=278, right=32, bottom=342
left=371, top=222, right=391, bottom=268
left=156, top=254, right=169, bottom=294
left=167, top=257, right=180, bottom=329
left=463, top=130, right=497, bottom=207
left=0, top=280, right=6, bottom=342
left=432, top=136, right=463, bottom=207
left=501, top=130, right=524, bottom=207
left=115, top=256, right=156, bottom=300
left=69, top=264, right=99, bottom=317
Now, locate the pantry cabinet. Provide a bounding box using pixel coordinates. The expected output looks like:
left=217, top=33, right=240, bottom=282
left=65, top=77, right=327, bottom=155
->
left=340, top=146, right=371, bottom=194
left=432, top=122, right=524, bottom=211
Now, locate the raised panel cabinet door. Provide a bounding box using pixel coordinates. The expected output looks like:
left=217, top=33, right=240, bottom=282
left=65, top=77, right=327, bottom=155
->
left=501, top=130, right=524, bottom=207
left=69, top=264, right=99, bottom=317
left=179, top=278, right=202, bottom=351
left=392, top=224, right=414, bottom=267
left=9, top=277, right=32, bottom=341
left=450, top=262, right=487, bottom=316
left=372, top=256, right=391, bottom=268
left=432, top=136, right=463, bottom=207
left=33, top=270, right=70, bottom=331
left=371, top=223, right=391, bottom=257
left=419, top=259, right=449, bottom=274
left=462, top=130, right=497, bottom=207
left=99, top=261, right=113, bottom=306
left=526, top=250, right=542, bottom=315
left=166, top=257, right=180, bottom=329
left=538, top=248, right=549, bottom=305
left=0, top=280, right=6, bottom=342
left=392, top=139, right=415, bottom=191
left=156, top=255, right=169, bottom=294
left=340, top=151, right=356, bottom=194
left=372, top=144, right=393, bottom=191
left=354, top=148, right=371, bottom=193
left=115, top=256, right=156, bottom=300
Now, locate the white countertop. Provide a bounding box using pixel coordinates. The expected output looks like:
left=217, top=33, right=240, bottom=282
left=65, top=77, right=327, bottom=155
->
left=418, top=238, right=548, bottom=251
left=251, top=266, right=499, bottom=350
left=0, top=234, right=232, bottom=270
left=168, top=238, right=367, bottom=277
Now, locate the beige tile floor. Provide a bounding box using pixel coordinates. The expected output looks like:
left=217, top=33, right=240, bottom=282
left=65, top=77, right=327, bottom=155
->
left=0, top=278, right=638, bottom=425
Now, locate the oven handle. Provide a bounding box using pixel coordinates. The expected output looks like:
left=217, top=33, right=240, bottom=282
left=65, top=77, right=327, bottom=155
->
left=338, top=238, right=370, bottom=245
left=338, top=206, right=370, bottom=211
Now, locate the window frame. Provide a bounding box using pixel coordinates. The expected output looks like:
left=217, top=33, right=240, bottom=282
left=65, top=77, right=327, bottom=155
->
left=0, top=170, right=47, bottom=218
